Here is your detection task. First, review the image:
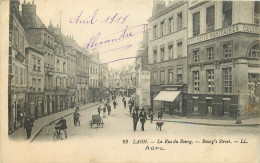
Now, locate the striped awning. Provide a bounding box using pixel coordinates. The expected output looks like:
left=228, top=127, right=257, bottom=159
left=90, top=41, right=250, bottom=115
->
left=153, top=91, right=181, bottom=102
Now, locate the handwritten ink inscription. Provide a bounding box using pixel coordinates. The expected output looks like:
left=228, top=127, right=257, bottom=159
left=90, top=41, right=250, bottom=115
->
left=70, top=9, right=129, bottom=24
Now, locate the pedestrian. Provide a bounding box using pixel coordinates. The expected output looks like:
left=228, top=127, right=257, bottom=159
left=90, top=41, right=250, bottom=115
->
left=74, top=110, right=80, bottom=126
left=97, top=105, right=101, bottom=115
left=132, top=109, right=139, bottom=132
left=107, top=104, right=111, bottom=116
left=123, top=99, right=126, bottom=108
left=139, top=108, right=147, bottom=131
left=103, top=106, right=106, bottom=117
left=129, top=103, right=132, bottom=114
left=135, top=105, right=139, bottom=113
left=150, top=110, right=154, bottom=123
left=158, top=109, right=163, bottom=119
left=113, top=100, right=117, bottom=109
left=24, top=116, right=33, bottom=139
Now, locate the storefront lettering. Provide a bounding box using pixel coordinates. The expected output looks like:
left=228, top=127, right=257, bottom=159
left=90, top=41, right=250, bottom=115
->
left=188, top=24, right=260, bottom=45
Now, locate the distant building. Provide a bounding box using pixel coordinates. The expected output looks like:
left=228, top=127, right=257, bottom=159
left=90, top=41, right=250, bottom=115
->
left=187, top=1, right=260, bottom=118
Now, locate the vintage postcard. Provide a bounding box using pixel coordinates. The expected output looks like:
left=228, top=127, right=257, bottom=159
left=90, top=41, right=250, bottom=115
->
left=0, top=0, right=260, bottom=162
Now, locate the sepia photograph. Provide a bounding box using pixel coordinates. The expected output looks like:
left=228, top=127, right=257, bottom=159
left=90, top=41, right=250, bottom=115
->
left=1, top=0, right=260, bottom=162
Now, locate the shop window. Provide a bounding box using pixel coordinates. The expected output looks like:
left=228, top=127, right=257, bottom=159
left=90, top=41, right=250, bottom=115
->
left=248, top=43, right=260, bottom=58
left=206, top=100, right=213, bottom=115
left=153, top=25, right=157, bottom=39
left=207, top=69, right=215, bottom=93
left=223, top=42, right=232, bottom=58
left=168, top=17, right=173, bottom=33
left=206, top=5, right=215, bottom=32
left=168, top=69, right=173, bottom=84
left=222, top=1, right=232, bottom=27
left=160, top=47, right=164, bottom=62
left=153, top=49, right=157, bottom=63
left=223, top=68, right=232, bottom=93
left=177, top=68, right=183, bottom=84
left=193, top=50, right=199, bottom=63
left=193, top=12, right=200, bottom=36
left=168, top=44, right=173, bottom=60
left=193, top=99, right=198, bottom=112
left=193, top=71, right=200, bottom=93
left=248, top=73, right=260, bottom=102
left=207, top=47, right=214, bottom=61
left=254, top=1, right=260, bottom=25
left=177, top=12, right=182, bottom=30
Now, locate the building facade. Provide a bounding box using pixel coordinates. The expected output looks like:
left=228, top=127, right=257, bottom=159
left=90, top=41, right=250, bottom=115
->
left=187, top=1, right=260, bottom=118
left=9, top=0, right=28, bottom=132
left=148, top=0, right=188, bottom=115
left=76, top=50, right=89, bottom=104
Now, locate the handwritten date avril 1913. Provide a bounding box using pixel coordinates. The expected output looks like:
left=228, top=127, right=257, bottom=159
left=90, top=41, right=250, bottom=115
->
left=70, top=9, right=129, bottom=25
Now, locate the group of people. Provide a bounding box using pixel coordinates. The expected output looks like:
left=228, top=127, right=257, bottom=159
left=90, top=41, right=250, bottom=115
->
left=97, top=103, right=112, bottom=118
left=132, top=107, right=148, bottom=132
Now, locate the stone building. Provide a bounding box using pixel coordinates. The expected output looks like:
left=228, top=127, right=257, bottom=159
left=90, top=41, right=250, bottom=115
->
left=22, top=1, right=56, bottom=116
left=148, top=0, right=188, bottom=115
left=63, top=36, right=77, bottom=108
left=187, top=1, right=260, bottom=118
left=9, top=0, right=28, bottom=132
left=76, top=50, right=89, bottom=104
left=25, top=34, right=45, bottom=120
left=89, top=56, right=100, bottom=102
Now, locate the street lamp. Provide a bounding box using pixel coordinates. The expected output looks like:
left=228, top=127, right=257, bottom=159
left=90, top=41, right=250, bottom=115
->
left=236, top=87, right=242, bottom=124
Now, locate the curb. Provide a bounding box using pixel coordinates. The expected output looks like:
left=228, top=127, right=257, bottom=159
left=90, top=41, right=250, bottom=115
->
left=124, top=113, right=260, bottom=127
left=30, top=102, right=102, bottom=143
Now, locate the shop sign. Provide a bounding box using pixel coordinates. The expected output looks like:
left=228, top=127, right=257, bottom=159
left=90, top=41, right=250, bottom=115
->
left=188, top=23, right=260, bottom=45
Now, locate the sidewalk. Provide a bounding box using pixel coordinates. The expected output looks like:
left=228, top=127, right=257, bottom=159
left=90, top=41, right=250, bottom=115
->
left=124, top=111, right=260, bottom=127
left=9, top=102, right=101, bottom=142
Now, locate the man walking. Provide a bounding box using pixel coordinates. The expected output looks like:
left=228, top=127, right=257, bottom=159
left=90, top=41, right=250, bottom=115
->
left=24, top=116, right=33, bottom=139
left=123, top=99, right=126, bottom=108
left=74, top=110, right=80, bottom=126
left=132, top=109, right=138, bottom=132
left=113, top=100, right=117, bottom=109
left=139, top=108, right=147, bottom=131
left=97, top=105, right=101, bottom=115
left=107, top=104, right=111, bottom=116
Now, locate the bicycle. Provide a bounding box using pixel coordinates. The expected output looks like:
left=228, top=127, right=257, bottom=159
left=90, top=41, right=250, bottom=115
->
left=53, top=129, right=64, bottom=141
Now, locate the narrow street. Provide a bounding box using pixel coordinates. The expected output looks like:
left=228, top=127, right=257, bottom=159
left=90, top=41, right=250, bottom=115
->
left=34, top=96, right=260, bottom=142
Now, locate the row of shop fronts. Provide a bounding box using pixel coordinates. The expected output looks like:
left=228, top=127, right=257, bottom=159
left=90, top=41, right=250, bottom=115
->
left=9, top=89, right=76, bottom=133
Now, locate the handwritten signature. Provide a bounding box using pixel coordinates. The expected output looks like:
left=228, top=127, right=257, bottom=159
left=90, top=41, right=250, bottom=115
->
left=70, top=9, right=129, bottom=24
left=84, top=24, right=148, bottom=65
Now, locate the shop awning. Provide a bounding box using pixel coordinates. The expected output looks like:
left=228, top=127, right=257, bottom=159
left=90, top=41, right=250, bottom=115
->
left=153, top=91, right=181, bottom=102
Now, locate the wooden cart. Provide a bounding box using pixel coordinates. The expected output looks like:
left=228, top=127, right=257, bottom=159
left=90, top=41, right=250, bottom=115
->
left=90, top=114, right=104, bottom=128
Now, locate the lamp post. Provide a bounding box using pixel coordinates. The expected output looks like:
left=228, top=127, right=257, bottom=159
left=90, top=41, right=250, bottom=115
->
left=236, top=87, right=242, bottom=124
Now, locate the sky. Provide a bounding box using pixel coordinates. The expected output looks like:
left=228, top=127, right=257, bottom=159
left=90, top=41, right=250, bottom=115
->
left=24, top=0, right=154, bottom=70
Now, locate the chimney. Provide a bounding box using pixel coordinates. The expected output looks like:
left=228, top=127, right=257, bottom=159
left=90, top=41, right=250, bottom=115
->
left=152, top=0, right=166, bottom=16
left=10, top=0, right=20, bottom=12
left=22, top=0, right=37, bottom=28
